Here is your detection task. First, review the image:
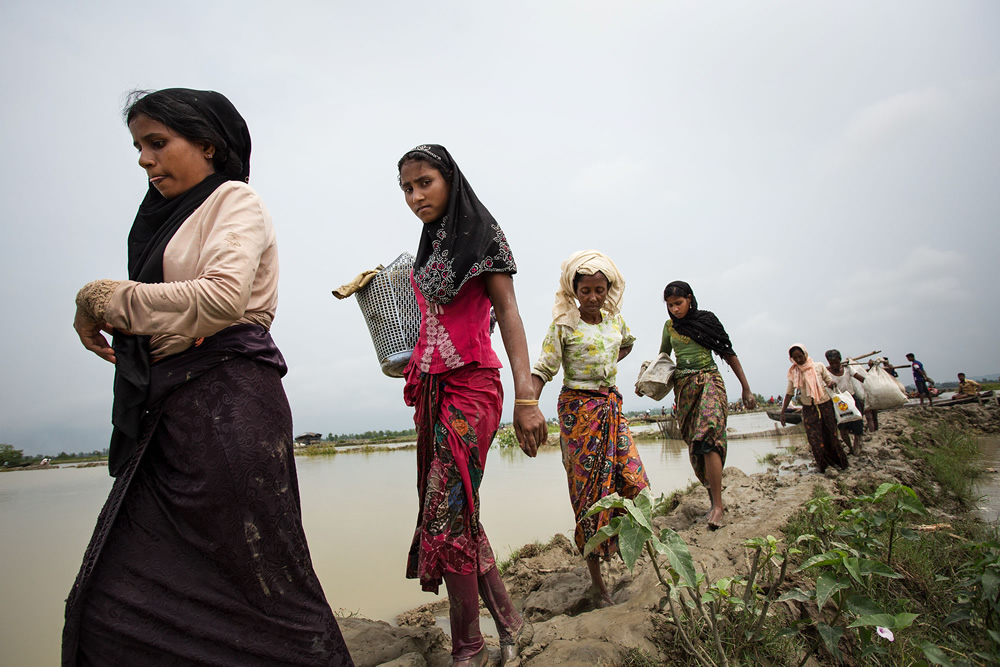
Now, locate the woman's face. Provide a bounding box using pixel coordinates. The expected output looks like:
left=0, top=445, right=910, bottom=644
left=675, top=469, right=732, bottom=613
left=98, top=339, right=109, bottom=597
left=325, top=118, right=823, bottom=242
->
left=399, top=160, right=450, bottom=224
left=790, top=348, right=807, bottom=365
left=129, top=114, right=215, bottom=199
left=666, top=294, right=692, bottom=320
left=575, top=272, right=609, bottom=319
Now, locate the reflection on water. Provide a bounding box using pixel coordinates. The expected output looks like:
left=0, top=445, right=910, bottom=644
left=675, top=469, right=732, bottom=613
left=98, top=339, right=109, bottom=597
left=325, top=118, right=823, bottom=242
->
left=0, top=422, right=801, bottom=665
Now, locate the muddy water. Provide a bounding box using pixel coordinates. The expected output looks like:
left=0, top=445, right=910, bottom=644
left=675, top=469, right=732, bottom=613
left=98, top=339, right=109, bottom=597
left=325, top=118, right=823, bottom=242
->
left=0, top=414, right=798, bottom=665
left=975, top=436, right=1000, bottom=523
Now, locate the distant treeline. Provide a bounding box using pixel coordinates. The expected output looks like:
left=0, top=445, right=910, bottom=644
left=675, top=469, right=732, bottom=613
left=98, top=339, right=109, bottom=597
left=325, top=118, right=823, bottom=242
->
left=1, top=443, right=109, bottom=466
left=325, top=428, right=417, bottom=442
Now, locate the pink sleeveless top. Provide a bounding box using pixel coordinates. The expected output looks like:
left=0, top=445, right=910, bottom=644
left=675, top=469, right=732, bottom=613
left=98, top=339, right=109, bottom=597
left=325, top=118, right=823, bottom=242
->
left=407, top=274, right=502, bottom=375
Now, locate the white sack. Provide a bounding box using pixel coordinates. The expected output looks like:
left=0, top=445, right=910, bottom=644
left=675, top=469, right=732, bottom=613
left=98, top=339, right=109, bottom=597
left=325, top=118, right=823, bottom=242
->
left=864, top=363, right=908, bottom=410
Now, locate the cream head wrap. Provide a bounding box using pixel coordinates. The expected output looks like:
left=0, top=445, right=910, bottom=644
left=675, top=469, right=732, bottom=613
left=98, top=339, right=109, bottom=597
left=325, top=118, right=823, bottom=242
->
left=552, top=249, right=625, bottom=327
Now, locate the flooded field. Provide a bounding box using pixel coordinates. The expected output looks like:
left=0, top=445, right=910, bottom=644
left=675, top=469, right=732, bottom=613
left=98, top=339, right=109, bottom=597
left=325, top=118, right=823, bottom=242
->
left=0, top=413, right=800, bottom=665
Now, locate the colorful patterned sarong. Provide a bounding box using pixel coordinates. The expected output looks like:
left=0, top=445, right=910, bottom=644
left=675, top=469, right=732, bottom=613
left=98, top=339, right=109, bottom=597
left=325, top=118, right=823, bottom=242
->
left=802, top=400, right=849, bottom=473
left=404, top=364, right=500, bottom=593
left=673, top=369, right=729, bottom=485
left=557, top=387, right=649, bottom=558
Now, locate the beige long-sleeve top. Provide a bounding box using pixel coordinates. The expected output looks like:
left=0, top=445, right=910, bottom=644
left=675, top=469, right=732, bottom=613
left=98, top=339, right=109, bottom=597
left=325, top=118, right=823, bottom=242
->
left=786, top=362, right=834, bottom=405
left=105, top=181, right=279, bottom=360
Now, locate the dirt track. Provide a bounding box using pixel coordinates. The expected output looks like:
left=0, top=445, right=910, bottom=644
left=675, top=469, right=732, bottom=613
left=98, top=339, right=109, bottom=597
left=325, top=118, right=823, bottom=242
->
left=339, top=403, right=1000, bottom=666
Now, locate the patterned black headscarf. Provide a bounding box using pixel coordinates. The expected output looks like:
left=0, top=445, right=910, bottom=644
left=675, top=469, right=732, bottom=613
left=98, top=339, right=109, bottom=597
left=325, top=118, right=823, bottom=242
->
left=109, top=88, right=251, bottom=476
left=664, top=280, right=736, bottom=357
left=398, top=144, right=516, bottom=304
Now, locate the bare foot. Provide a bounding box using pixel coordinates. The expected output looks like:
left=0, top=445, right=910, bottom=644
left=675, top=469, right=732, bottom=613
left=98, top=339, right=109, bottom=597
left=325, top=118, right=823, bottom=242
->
left=707, top=507, right=725, bottom=530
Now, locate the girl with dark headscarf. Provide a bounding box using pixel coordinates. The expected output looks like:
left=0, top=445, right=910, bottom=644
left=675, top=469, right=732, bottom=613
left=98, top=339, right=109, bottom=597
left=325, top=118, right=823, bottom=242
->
left=67, top=89, right=353, bottom=666
left=398, top=144, right=546, bottom=667
left=651, top=281, right=755, bottom=529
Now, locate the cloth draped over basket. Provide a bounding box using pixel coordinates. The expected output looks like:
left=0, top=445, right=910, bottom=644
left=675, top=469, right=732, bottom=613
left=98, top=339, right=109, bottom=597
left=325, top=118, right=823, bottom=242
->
left=333, top=253, right=421, bottom=378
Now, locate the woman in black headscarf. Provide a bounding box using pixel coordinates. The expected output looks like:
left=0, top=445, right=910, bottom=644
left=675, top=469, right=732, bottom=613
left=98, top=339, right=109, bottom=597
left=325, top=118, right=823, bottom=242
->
left=66, top=89, right=353, bottom=666
left=652, top=281, right=755, bottom=529
left=397, top=145, right=546, bottom=666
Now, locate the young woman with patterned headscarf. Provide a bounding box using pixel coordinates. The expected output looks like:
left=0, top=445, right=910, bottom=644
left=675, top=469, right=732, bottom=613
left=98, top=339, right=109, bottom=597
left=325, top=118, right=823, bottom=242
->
left=529, top=249, right=650, bottom=608
left=68, top=89, right=352, bottom=665
left=397, top=144, right=544, bottom=667
left=657, top=281, right=756, bottom=529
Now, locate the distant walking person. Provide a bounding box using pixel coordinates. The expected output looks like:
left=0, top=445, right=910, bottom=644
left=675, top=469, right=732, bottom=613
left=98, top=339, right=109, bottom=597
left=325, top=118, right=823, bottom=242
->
left=782, top=345, right=849, bottom=473
left=67, top=89, right=352, bottom=665
left=905, top=353, right=934, bottom=406
left=654, top=281, right=756, bottom=529
left=530, top=250, right=649, bottom=607
left=825, top=349, right=866, bottom=455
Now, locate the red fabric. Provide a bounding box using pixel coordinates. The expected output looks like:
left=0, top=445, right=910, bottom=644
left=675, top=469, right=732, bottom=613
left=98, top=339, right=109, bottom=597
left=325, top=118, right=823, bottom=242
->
left=408, top=275, right=502, bottom=375
left=404, top=364, right=501, bottom=593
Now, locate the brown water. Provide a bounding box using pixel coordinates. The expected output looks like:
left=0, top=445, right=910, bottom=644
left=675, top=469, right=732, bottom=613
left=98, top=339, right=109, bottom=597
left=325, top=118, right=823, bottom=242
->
left=975, top=436, right=1000, bottom=523
left=0, top=416, right=799, bottom=665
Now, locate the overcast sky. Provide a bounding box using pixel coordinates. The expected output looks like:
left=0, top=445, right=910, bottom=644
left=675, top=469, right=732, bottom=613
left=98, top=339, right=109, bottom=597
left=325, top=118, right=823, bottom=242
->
left=2, top=1, right=998, bottom=456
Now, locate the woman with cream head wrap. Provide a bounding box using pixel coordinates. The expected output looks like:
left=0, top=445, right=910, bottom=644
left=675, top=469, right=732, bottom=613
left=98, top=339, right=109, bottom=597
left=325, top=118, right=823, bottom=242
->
left=529, top=250, right=649, bottom=608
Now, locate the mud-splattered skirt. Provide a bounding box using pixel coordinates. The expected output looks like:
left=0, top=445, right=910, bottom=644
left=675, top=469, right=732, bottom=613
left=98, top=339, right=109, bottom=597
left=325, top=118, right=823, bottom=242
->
left=62, top=357, right=352, bottom=666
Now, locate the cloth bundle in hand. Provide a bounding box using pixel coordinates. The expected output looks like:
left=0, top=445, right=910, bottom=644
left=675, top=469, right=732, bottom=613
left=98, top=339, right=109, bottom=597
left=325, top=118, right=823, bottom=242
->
left=635, top=353, right=676, bottom=401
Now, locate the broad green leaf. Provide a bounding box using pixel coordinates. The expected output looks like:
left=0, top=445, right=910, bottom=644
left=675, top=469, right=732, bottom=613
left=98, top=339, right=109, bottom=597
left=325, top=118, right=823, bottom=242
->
left=817, top=622, right=844, bottom=661
left=844, top=556, right=862, bottom=584
left=653, top=527, right=697, bottom=588
left=893, top=612, right=918, bottom=629
left=988, top=629, right=1000, bottom=645
left=983, top=571, right=1000, bottom=599
left=584, top=493, right=625, bottom=517
left=618, top=520, right=651, bottom=572
left=845, top=594, right=884, bottom=617
left=632, top=487, right=654, bottom=515
left=796, top=534, right=819, bottom=545
left=816, top=572, right=849, bottom=611
left=623, top=497, right=653, bottom=533
left=848, top=613, right=896, bottom=629
left=583, top=517, right=621, bottom=557
left=858, top=559, right=902, bottom=579
left=921, top=641, right=955, bottom=666
left=898, top=494, right=927, bottom=515
left=778, top=589, right=812, bottom=602
left=797, top=551, right=845, bottom=572
left=872, top=482, right=898, bottom=500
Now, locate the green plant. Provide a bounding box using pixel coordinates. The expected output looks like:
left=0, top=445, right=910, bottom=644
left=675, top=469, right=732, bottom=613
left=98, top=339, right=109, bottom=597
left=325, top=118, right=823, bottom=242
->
left=928, top=539, right=1000, bottom=665
left=583, top=490, right=797, bottom=667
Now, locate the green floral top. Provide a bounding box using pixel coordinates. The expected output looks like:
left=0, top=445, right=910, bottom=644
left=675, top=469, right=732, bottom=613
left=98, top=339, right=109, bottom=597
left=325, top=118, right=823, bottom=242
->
left=659, top=320, right=717, bottom=375
left=532, top=312, right=636, bottom=390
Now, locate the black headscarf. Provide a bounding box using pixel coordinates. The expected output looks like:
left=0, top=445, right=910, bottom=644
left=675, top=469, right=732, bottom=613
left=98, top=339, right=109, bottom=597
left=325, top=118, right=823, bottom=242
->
left=399, top=144, right=516, bottom=304
left=665, top=280, right=736, bottom=358
left=109, top=89, right=251, bottom=476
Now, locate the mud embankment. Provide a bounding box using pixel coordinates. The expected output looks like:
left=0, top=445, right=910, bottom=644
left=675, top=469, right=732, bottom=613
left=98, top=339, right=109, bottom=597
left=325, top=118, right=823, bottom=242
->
left=339, top=404, right=1000, bottom=666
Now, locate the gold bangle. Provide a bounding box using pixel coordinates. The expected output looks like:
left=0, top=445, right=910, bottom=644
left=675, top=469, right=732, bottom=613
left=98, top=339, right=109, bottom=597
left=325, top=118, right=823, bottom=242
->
left=513, top=399, right=539, bottom=406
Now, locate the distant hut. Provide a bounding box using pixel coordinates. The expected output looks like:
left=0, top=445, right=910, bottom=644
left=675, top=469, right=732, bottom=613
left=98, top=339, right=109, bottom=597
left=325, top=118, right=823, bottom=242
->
left=294, top=432, right=323, bottom=446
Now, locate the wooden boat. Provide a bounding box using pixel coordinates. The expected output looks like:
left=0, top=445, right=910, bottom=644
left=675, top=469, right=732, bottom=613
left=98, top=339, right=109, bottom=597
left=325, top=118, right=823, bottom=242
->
left=766, top=408, right=802, bottom=425
left=922, top=390, right=995, bottom=407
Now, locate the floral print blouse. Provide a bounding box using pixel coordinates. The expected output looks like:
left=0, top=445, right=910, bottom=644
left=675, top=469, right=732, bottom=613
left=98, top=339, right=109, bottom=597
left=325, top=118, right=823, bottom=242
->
left=532, top=312, right=635, bottom=391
